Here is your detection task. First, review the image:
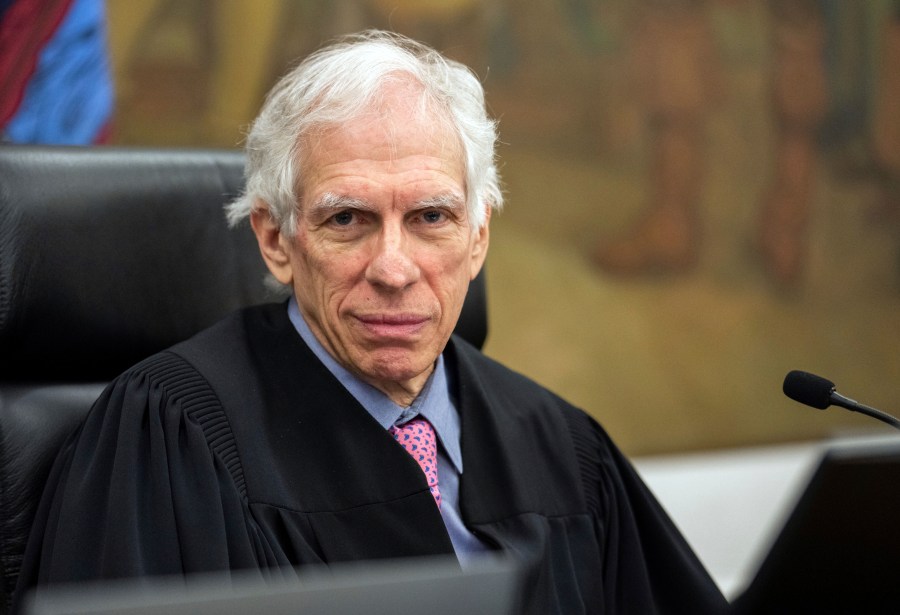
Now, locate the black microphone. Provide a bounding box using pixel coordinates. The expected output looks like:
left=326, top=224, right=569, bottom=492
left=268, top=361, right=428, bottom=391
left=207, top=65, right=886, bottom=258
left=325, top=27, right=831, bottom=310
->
left=783, top=370, right=900, bottom=431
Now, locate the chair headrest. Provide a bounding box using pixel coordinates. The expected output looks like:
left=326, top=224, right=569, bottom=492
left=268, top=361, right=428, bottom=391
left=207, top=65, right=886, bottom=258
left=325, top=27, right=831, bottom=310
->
left=0, top=146, right=272, bottom=381
left=0, top=146, right=488, bottom=382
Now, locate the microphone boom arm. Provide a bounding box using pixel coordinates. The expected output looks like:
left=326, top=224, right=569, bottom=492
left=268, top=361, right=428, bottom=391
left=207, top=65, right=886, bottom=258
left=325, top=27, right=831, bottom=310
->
left=830, top=392, right=900, bottom=431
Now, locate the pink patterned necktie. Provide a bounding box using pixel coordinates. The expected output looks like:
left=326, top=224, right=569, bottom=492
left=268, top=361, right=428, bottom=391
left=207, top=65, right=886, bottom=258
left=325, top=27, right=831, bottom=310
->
left=389, top=418, right=442, bottom=509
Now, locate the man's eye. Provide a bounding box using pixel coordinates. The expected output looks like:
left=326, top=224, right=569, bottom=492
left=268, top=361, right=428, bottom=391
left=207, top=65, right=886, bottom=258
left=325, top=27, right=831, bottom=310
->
left=332, top=211, right=355, bottom=226
left=421, top=209, right=445, bottom=224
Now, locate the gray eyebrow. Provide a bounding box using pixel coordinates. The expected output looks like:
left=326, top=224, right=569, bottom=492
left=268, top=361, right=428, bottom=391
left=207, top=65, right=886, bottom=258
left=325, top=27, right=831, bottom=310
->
left=413, top=193, right=465, bottom=210
left=309, top=192, right=373, bottom=213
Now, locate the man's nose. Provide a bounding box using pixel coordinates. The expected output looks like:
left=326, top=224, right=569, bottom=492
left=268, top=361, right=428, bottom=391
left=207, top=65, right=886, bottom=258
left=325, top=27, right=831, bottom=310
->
left=364, top=225, right=420, bottom=290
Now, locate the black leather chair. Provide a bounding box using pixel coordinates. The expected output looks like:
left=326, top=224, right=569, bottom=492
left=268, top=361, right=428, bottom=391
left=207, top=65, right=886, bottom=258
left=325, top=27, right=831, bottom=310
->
left=0, top=146, right=488, bottom=613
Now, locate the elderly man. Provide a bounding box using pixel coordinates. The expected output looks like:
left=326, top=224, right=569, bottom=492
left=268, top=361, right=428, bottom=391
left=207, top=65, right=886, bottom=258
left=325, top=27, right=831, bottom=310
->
left=16, top=31, right=727, bottom=614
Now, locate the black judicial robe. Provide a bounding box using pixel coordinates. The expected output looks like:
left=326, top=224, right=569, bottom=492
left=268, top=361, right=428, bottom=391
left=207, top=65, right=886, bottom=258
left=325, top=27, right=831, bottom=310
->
left=17, top=303, right=728, bottom=614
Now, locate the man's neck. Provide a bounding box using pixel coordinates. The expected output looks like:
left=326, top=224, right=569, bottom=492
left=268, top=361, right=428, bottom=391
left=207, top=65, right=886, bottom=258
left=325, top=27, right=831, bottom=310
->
left=358, top=365, right=434, bottom=407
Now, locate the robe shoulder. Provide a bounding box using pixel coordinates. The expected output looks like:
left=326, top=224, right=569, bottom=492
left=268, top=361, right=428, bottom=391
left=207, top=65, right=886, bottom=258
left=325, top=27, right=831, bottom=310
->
left=14, top=347, right=266, bottom=605
left=448, top=338, right=729, bottom=614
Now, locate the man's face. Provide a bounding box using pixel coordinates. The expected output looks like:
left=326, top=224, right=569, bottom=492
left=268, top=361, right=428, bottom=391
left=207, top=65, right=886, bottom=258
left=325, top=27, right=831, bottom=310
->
left=252, top=82, right=489, bottom=404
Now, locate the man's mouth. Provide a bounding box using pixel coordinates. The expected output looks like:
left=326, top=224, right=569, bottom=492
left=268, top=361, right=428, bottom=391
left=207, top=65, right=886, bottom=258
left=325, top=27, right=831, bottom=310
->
left=354, top=313, right=430, bottom=338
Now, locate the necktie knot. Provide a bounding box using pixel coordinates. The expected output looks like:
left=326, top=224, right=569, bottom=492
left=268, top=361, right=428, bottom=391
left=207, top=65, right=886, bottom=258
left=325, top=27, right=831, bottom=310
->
left=389, top=417, right=441, bottom=508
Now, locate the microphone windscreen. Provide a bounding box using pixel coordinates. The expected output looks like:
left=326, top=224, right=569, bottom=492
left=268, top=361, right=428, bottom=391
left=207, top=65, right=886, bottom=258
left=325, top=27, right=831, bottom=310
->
left=783, top=370, right=834, bottom=410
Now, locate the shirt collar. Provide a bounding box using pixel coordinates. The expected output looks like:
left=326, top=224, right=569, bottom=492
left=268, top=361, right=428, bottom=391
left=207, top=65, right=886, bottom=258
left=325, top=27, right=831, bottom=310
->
left=287, top=297, right=463, bottom=472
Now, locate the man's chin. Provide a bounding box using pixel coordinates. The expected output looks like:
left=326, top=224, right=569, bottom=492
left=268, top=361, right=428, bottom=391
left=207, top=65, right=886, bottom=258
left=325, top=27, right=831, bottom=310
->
left=355, top=350, right=437, bottom=390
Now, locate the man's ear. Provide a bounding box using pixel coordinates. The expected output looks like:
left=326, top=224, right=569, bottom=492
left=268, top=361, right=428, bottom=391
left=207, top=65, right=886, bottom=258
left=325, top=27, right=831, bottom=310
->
left=250, top=204, right=294, bottom=285
left=469, top=204, right=491, bottom=280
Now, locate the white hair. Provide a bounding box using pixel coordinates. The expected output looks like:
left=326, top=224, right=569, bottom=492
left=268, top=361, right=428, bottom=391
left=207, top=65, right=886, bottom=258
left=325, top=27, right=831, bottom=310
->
left=226, top=30, right=503, bottom=232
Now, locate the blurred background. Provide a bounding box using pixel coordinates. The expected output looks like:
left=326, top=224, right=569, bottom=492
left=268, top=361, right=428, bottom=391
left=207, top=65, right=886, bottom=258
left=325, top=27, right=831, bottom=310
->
left=4, top=0, right=900, bottom=456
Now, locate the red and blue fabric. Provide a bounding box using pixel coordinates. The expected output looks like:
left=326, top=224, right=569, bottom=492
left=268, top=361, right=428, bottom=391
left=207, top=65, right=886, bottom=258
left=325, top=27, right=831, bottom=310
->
left=1, top=0, right=113, bottom=144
